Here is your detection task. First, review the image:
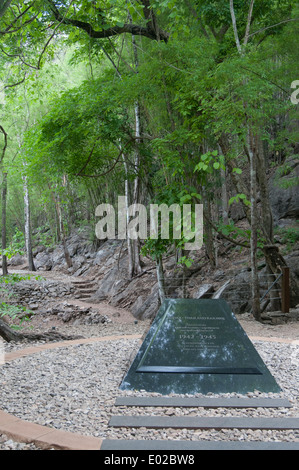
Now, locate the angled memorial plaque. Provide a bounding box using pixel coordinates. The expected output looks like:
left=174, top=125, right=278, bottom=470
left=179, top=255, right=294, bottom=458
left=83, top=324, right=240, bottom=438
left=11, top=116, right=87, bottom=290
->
left=120, top=299, right=281, bottom=395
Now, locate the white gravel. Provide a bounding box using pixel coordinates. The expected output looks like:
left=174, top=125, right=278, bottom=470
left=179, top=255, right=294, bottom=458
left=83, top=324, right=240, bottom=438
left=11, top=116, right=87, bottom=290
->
left=0, top=321, right=298, bottom=450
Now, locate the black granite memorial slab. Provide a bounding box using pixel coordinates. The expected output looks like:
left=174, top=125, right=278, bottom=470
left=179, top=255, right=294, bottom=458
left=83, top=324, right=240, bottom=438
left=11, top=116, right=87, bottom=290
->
left=120, top=299, right=281, bottom=394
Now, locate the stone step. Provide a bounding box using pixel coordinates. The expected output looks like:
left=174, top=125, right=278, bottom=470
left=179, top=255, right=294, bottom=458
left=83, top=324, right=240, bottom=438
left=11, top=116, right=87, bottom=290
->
left=114, top=397, right=292, bottom=409
left=76, top=293, right=92, bottom=299
left=72, top=282, right=96, bottom=288
left=109, top=416, right=299, bottom=430
left=101, top=439, right=299, bottom=451
left=77, top=288, right=97, bottom=294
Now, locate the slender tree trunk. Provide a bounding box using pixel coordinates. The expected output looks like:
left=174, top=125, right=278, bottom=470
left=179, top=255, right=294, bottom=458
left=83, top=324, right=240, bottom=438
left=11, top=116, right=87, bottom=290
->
left=156, top=254, right=166, bottom=304
left=56, top=195, right=72, bottom=269
left=230, top=0, right=242, bottom=54
left=131, top=100, right=143, bottom=276
left=248, top=132, right=261, bottom=321
left=23, top=174, right=36, bottom=271
left=1, top=171, right=8, bottom=275
left=243, top=0, right=255, bottom=46
left=254, top=134, right=279, bottom=311
left=203, top=193, right=216, bottom=268
left=220, top=167, right=229, bottom=225
left=131, top=33, right=143, bottom=276
left=255, top=134, right=273, bottom=243
left=122, top=154, right=134, bottom=279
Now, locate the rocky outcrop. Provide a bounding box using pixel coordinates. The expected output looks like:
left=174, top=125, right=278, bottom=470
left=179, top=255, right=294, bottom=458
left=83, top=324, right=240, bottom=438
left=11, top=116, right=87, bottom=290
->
left=5, top=212, right=299, bottom=322
left=269, top=155, right=299, bottom=224
left=45, top=302, right=111, bottom=325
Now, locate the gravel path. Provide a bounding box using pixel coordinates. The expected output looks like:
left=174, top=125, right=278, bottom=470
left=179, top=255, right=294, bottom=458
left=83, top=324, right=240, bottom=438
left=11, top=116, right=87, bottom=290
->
left=0, top=316, right=298, bottom=450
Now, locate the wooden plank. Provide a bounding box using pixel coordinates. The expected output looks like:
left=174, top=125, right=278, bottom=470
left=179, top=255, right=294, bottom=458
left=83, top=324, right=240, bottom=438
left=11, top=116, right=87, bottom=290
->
left=109, top=415, right=299, bottom=430
left=115, top=396, right=292, bottom=408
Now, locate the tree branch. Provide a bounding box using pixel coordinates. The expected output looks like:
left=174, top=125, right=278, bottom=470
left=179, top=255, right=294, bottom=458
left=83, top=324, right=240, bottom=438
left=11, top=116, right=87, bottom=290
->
left=76, top=135, right=153, bottom=178
left=230, top=0, right=242, bottom=54
left=75, top=136, right=101, bottom=176
left=76, top=137, right=135, bottom=178
left=239, top=65, right=290, bottom=95
left=248, top=18, right=299, bottom=38
left=0, top=2, right=36, bottom=35
left=3, top=74, right=26, bottom=88
left=46, top=0, right=169, bottom=42
left=243, top=0, right=255, bottom=46
left=0, top=125, right=8, bottom=163
left=203, top=212, right=250, bottom=249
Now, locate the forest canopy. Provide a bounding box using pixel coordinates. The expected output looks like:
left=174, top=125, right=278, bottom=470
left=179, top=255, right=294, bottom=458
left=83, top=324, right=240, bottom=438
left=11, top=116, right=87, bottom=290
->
left=0, top=0, right=299, bottom=321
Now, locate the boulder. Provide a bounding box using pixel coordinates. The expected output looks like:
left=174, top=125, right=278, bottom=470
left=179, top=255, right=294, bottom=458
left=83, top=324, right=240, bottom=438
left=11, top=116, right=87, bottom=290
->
left=32, top=245, right=46, bottom=256
left=93, top=240, right=123, bottom=268
left=192, top=284, right=214, bottom=299
left=51, top=247, right=65, bottom=267
left=130, top=287, right=160, bottom=320
left=91, top=265, right=129, bottom=302
left=211, top=272, right=251, bottom=315
left=34, top=252, right=52, bottom=271
left=9, top=254, right=26, bottom=266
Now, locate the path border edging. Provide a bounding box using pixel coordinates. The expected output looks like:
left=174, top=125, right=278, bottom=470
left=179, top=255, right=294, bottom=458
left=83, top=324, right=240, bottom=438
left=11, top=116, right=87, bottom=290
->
left=1, top=334, right=142, bottom=450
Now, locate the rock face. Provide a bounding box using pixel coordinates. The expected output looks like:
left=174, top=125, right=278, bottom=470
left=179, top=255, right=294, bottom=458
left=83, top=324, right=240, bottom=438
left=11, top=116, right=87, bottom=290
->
left=4, top=203, right=299, bottom=321
left=269, top=156, right=299, bottom=223
left=192, top=271, right=252, bottom=315
left=89, top=242, right=159, bottom=320
left=193, top=284, right=214, bottom=299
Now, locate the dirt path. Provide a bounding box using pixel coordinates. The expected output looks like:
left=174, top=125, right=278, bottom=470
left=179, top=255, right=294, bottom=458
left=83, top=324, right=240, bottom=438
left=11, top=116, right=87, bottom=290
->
left=5, top=267, right=299, bottom=340
left=6, top=268, right=138, bottom=331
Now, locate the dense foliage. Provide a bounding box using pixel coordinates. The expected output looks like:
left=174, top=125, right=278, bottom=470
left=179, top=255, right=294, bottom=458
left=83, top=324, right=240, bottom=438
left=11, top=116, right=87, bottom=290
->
left=0, top=1, right=298, bottom=319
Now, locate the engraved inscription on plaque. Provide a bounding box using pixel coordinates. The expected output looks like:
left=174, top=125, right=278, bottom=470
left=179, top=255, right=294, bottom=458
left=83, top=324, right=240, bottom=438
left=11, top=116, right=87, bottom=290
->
left=120, top=299, right=281, bottom=395
left=136, top=303, right=261, bottom=375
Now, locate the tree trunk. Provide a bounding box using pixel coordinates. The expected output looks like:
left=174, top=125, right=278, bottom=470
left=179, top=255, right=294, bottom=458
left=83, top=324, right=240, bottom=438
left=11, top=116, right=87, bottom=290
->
left=156, top=254, right=166, bottom=304
left=203, top=193, right=216, bottom=268
left=254, top=134, right=278, bottom=310
left=220, top=166, right=229, bottom=225
left=56, top=198, right=72, bottom=269
left=122, top=153, right=134, bottom=279
left=0, top=318, right=82, bottom=343
left=255, top=134, right=273, bottom=243
left=230, top=0, right=242, bottom=54
left=1, top=171, right=8, bottom=276
left=249, top=132, right=261, bottom=321
left=131, top=33, right=143, bottom=277
left=23, top=174, right=36, bottom=271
